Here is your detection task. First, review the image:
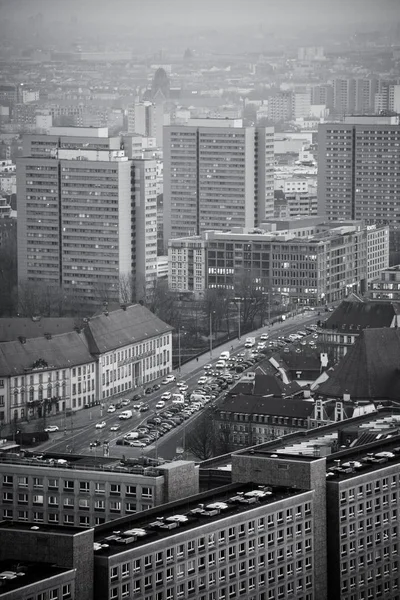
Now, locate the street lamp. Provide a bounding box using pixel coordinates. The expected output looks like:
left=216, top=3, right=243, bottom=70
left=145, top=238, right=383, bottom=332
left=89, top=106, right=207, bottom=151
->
left=233, top=298, right=244, bottom=340
left=178, top=326, right=182, bottom=374
left=209, top=312, right=213, bottom=358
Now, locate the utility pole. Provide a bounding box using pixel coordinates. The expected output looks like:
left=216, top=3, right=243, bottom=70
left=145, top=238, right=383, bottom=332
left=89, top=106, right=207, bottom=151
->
left=178, top=327, right=181, bottom=374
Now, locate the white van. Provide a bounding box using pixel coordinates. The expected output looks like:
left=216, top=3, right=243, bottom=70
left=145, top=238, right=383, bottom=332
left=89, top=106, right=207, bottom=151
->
left=172, top=393, right=185, bottom=405
left=219, top=351, right=230, bottom=360
left=215, top=360, right=226, bottom=369
left=190, top=393, right=206, bottom=403
left=119, top=410, right=133, bottom=420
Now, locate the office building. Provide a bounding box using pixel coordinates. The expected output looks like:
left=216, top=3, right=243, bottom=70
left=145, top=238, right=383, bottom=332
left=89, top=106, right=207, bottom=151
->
left=0, top=453, right=197, bottom=528
left=0, top=520, right=93, bottom=600
left=317, top=116, right=400, bottom=225
left=332, top=78, right=378, bottom=115
left=168, top=219, right=389, bottom=304
left=163, top=119, right=274, bottom=241
left=17, top=127, right=158, bottom=307
left=0, top=304, right=173, bottom=425
left=368, top=264, right=400, bottom=301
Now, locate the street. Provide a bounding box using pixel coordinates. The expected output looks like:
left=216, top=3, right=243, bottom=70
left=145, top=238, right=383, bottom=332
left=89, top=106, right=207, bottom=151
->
left=33, top=309, right=321, bottom=461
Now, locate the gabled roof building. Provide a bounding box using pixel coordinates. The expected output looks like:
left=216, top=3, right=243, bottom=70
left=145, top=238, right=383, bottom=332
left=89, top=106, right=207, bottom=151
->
left=0, top=305, right=173, bottom=426
left=320, top=299, right=400, bottom=361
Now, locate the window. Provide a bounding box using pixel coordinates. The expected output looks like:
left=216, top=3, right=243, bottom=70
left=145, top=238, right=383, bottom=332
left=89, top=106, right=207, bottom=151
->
left=62, top=584, right=71, bottom=598
left=110, top=483, right=121, bottom=495
left=79, top=481, right=90, bottom=493
left=18, top=476, right=28, bottom=487
left=126, top=484, right=136, bottom=496
left=64, top=480, right=74, bottom=491
left=3, top=475, right=13, bottom=486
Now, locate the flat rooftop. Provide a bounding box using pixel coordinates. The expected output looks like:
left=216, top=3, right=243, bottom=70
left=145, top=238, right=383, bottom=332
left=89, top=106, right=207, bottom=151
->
left=0, top=559, right=73, bottom=595
left=0, top=450, right=168, bottom=478
left=93, top=482, right=308, bottom=557
left=200, top=408, right=400, bottom=471
left=0, top=520, right=86, bottom=536
left=325, top=436, right=400, bottom=482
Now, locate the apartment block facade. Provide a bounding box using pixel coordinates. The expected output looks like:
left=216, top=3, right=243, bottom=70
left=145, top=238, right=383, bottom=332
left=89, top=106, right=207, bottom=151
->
left=168, top=220, right=389, bottom=303
left=163, top=119, right=274, bottom=243
left=0, top=456, right=197, bottom=528
left=318, top=116, right=400, bottom=226
left=17, top=127, right=157, bottom=307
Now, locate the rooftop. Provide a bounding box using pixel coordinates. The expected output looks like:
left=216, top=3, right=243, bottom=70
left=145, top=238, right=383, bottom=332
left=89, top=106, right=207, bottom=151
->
left=325, top=435, right=400, bottom=482
left=323, top=299, right=399, bottom=333
left=85, top=304, right=173, bottom=354
left=315, top=328, right=400, bottom=400
left=0, top=559, right=73, bottom=596
left=93, top=482, right=308, bottom=556
left=0, top=450, right=171, bottom=478
left=0, top=317, right=78, bottom=343
left=200, top=408, right=400, bottom=470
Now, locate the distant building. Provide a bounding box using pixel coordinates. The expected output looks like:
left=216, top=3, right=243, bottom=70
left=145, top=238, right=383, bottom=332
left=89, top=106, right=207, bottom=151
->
left=0, top=454, right=197, bottom=528
left=17, top=127, right=158, bottom=308
left=318, top=116, right=400, bottom=229
left=368, top=264, right=400, bottom=301
left=319, top=299, right=400, bottom=360
left=127, top=102, right=165, bottom=147
left=0, top=304, right=173, bottom=424
left=314, top=327, right=400, bottom=401
left=164, top=119, right=274, bottom=240
left=168, top=219, right=389, bottom=304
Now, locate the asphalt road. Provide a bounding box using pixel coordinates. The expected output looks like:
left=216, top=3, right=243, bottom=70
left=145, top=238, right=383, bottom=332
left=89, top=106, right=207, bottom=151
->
left=35, top=309, right=322, bottom=461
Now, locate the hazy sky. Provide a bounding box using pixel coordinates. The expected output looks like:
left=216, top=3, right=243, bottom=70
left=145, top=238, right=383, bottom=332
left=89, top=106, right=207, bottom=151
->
left=0, top=0, right=399, bottom=37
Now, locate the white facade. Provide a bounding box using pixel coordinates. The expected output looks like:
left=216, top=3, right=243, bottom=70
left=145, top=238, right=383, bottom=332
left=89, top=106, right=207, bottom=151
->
left=98, top=332, right=172, bottom=398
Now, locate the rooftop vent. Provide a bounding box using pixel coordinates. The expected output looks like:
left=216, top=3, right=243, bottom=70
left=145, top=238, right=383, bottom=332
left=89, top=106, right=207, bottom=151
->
left=18, top=336, right=26, bottom=344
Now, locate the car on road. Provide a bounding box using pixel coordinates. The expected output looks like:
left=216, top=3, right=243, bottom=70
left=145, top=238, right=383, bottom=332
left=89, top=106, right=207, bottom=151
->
left=177, top=383, right=188, bottom=391
left=132, top=394, right=142, bottom=402
left=95, top=421, right=106, bottom=429
left=144, top=387, right=153, bottom=394
left=197, top=376, right=208, bottom=385
left=162, top=375, right=176, bottom=384
left=139, top=404, right=150, bottom=412
left=152, top=384, right=161, bottom=392
left=110, top=424, right=121, bottom=432
left=121, top=399, right=131, bottom=406
left=44, top=425, right=59, bottom=433
left=260, top=333, right=269, bottom=341
left=161, top=391, right=172, bottom=400
left=133, top=401, right=144, bottom=410
left=156, top=400, right=166, bottom=410
left=90, top=440, right=101, bottom=448
left=204, top=364, right=212, bottom=371
left=107, top=405, right=116, bottom=413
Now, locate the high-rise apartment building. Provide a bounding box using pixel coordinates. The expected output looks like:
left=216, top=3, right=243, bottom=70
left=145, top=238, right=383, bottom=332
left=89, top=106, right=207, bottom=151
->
left=17, top=127, right=158, bottom=307
left=163, top=119, right=274, bottom=243
left=318, top=116, right=400, bottom=225
left=127, top=102, right=165, bottom=147
left=332, top=78, right=378, bottom=115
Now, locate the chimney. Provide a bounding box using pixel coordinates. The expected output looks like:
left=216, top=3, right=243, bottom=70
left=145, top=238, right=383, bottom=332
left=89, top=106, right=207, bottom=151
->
left=44, top=333, right=52, bottom=340
left=18, top=336, right=26, bottom=344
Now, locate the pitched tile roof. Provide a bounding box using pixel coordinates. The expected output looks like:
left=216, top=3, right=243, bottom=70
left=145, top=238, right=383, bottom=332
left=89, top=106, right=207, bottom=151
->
left=218, top=394, right=314, bottom=418
left=0, top=317, right=79, bottom=342
left=85, top=304, right=173, bottom=354
left=0, top=331, right=93, bottom=377
left=316, top=328, right=400, bottom=400
left=324, top=300, right=400, bottom=333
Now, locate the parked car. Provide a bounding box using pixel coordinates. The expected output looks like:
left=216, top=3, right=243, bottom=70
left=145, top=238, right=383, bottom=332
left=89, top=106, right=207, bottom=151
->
left=107, top=405, right=116, bottom=413
left=130, top=440, right=147, bottom=448
left=132, top=394, right=142, bottom=402
left=95, top=421, right=106, bottom=429
left=152, top=384, right=161, bottom=391
left=162, top=375, right=176, bottom=384
left=156, top=400, right=166, bottom=410
left=144, top=387, right=153, bottom=394
left=44, top=425, right=59, bottom=433
left=161, top=391, right=172, bottom=400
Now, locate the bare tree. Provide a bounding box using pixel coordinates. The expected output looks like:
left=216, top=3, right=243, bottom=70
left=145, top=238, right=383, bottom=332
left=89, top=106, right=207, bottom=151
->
left=119, top=272, right=136, bottom=305
left=185, top=409, right=218, bottom=461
